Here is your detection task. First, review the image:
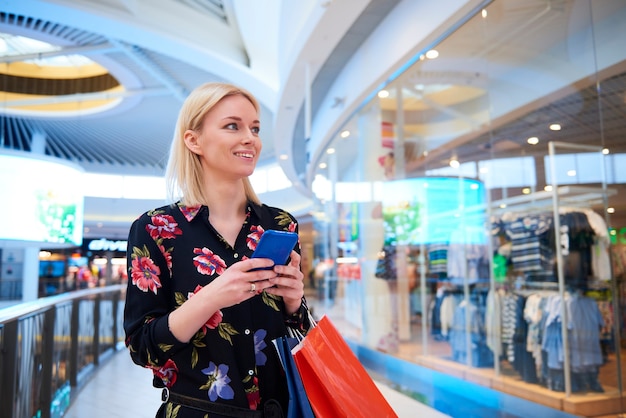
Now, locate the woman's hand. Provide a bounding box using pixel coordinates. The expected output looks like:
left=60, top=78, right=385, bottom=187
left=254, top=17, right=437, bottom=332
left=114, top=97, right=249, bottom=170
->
left=202, top=257, right=280, bottom=308
left=264, top=250, right=304, bottom=314
left=168, top=257, right=278, bottom=343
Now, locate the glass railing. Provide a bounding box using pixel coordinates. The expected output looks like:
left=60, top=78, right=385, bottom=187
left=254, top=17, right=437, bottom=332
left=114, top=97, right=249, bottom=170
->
left=0, top=285, right=125, bottom=418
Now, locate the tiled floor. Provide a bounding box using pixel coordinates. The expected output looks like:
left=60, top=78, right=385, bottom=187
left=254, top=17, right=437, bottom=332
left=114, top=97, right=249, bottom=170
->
left=64, top=347, right=450, bottom=418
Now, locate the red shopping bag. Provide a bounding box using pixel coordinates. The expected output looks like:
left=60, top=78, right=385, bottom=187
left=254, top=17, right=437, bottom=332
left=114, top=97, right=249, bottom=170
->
left=292, top=315, right=397, bottom=418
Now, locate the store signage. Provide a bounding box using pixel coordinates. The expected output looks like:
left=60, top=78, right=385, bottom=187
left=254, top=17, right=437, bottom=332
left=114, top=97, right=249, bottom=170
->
left=86, top=238, right=128, bottom=252
left=610, top=227, right=626, bottom=245
left=0, top=151, right=84, bottom=246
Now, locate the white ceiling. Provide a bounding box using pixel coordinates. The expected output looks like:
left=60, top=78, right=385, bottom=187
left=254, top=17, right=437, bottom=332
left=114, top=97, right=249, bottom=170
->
left=0, top=0, right=402, bottom=240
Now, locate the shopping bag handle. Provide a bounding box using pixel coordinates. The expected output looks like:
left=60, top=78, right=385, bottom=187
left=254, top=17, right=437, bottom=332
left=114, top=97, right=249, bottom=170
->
left=302, top=297, right=318, bottom=328
left=287, top=298, right=317, bottom=341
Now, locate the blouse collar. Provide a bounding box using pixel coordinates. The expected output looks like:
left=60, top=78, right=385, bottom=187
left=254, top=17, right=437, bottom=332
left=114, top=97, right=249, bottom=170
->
left=177, top=201, right=261, bottom=223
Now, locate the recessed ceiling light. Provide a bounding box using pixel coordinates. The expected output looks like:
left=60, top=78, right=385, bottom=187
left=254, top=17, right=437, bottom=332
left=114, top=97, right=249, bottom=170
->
left=340, top=130, right=351, bottom=138
left=549, top=124, right=561, bottom=131
left=425, top=49, right=439, bottom=59
left=319, top=162, right=327, bottom=169
left=602, top=148, right=609, bottom=155
left=377, top=90, right=389, bottom=98
left=326, top=148, right=335, bottom=154
left=567, top=170, right=576, bottom=176
left=607, top=207, right=615, bottom=214
left=527, top=137, right=539, bottom=145
left=449, top=158, right=460, bottom=168
left=522, top=188, right=531, bottom=194
left=482, top=9, right=488, bottom=18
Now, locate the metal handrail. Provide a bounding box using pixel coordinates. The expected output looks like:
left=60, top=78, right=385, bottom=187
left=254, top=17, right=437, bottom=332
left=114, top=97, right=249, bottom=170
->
left=0, top=285, right=127, bottom=418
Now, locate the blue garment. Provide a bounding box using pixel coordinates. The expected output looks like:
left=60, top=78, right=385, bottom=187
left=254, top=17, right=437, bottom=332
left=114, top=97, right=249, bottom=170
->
left=448, top=300, right=493, bottom=367
left=567, top=294, right=604, bottom=372
left=542, top=295, right=565, bottom=370
left=541, top=294, right=603, bottom=372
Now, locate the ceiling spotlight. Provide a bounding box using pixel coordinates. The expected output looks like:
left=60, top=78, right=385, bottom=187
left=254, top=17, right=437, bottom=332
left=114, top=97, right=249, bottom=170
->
left=377, top=90, right=389, bottom=98
left=567, top=170, right=576, bottom=177
left=527, top=137, right=539, bottom=145
left=425, top=49, right=439, bottom=59
left=549, top=124, right=561, bottom=131
left=449, top=158, right=460, bottom=168
left=607, top=207, right=615, bottom=214
left=482, top=9, right=487, bottom=18
left=326, top=148, right=335, bottom=154
left=319, top=162, right=327, bottom=169
left=340, top=130, right=351, bottom=138
left=602, top=148, right=609, bottom=155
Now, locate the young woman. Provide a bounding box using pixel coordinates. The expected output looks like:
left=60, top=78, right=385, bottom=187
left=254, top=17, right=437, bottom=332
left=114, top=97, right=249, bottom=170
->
left=124, top=82, right=309, bottom=418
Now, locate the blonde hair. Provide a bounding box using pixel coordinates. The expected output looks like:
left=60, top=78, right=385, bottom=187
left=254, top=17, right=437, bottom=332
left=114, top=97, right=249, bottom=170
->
left=165, top=82, right=261, bottom=206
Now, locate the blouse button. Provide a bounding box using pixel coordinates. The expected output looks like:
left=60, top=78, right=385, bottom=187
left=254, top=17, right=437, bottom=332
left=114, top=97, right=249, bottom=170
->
left=234, top=253, right=239, bottom=258
left=248, top=369, right=254, bottom=376
left=244, top=329, right=251, bottom=335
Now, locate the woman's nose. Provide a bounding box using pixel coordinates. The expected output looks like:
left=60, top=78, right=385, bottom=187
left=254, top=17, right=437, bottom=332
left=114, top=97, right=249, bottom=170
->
left=241, top=129, right=257, bottom=142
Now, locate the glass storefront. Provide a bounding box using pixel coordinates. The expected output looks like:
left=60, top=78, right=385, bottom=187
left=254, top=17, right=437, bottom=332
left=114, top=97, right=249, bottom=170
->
left=309, top=0, right=626, bottom=415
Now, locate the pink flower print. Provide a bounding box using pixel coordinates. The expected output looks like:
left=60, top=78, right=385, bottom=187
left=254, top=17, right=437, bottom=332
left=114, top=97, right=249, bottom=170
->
left=158, top=244, right=173, bottom=271
left=152, top=359, right=178, bottom=387
left=193, top=248, right=227, bottom=276
left=146, top=214, right=182, bottom=240
left=206, top=310, right=223, bottom=329
left=179, top=204, right=202, bottom=222
left=247, top=225, right=265, bottom=251
left=246, top=376, right=260, bottom=410
left=188, top=286, right=224, bottom=332
left=131, top=256, right=161, bottom=294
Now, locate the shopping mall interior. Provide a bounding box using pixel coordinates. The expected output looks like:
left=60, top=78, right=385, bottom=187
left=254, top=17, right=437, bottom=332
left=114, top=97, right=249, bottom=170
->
left=0, top=0, right=625, bottom=417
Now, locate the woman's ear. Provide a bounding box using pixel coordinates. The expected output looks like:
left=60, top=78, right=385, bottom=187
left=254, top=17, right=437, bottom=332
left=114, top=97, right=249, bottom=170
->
left=183, top=129, right=202, bottom=155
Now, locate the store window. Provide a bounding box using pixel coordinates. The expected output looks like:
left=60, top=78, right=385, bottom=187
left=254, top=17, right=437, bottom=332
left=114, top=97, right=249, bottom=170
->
left=311, top=0, right=625, bottom=415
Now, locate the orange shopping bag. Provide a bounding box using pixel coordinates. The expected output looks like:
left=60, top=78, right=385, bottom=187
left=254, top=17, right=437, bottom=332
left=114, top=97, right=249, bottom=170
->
left=292, top=315, right=398, bottom=418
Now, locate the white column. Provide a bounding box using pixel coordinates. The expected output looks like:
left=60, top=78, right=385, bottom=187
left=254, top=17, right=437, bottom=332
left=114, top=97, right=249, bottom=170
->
left=22, top=246, right=40, bottom=301
left=357, top=104, right=393, bottom=350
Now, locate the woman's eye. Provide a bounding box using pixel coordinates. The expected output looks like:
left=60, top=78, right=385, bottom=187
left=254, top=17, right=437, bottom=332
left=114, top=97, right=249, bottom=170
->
left=225, top=123, right=238, bottom=130
left=251, top=127, right=260, bottom=134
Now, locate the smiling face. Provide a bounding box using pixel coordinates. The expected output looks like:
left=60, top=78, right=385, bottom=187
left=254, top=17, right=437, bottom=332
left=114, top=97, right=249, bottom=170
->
left=183, top=93, right=262, bottom=181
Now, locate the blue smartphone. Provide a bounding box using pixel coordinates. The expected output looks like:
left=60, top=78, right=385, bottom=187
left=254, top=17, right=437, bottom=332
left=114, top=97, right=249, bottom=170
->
left=251, top=230, right=298, bottom=269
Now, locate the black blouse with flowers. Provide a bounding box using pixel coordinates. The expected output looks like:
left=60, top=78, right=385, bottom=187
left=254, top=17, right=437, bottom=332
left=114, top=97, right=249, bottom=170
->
left=123, top=201, right=308, bottom=416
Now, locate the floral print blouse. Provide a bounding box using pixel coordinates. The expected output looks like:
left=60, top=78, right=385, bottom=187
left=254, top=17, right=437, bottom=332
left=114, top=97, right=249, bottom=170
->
left=124, top=201, right=308, bottom=417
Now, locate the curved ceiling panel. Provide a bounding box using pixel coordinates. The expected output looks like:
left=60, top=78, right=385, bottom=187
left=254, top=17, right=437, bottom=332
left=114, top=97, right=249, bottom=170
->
left=0, top=7, right=277, bottom=175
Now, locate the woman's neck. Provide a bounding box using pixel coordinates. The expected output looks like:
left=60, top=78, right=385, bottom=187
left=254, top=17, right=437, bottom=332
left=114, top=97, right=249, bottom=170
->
left=204, top=179, right=248, bottom=246
left=206, top=179, right=247, bottom=212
